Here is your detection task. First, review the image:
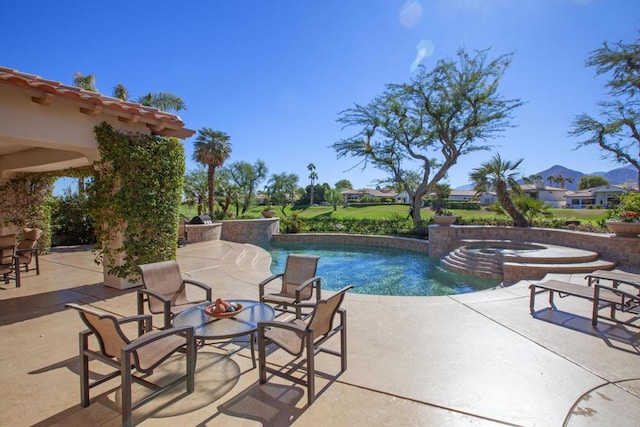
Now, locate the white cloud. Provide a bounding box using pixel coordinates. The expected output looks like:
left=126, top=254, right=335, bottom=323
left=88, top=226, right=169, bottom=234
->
left=410, top=39, right=435, bottom=72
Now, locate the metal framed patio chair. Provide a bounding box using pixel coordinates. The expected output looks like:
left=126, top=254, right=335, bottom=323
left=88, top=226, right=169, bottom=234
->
left=0, top=234, right=20, bottom=287
left=137, top=260, right=212, bottom=333
left=258, top=254, right=321, bottom=319
left=16, top=227, right=43, bottom=275
left=257, top=285, right=353, bottom=405
left=66, top=303, right=196, bottom=427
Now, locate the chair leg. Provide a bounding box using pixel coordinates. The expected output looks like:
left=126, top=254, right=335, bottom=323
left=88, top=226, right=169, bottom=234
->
left=34, top=249, right=39, bottom=275
left=80, top=332, right=90, bottom=407
left=258, top=328, right=267, bottom=384
left=186, top=329, right=195, bottom=394
left=121, top=352, right=133, bottom=427
left=14, top=257, right=20, bottom=288
left=306, top=338, right=315, bottom=405
left=341, top=315, right=348, bottom=372
left=136, top=293, right=146, bottom=336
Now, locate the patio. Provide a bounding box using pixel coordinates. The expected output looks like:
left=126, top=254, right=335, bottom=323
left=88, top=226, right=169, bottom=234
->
left=1, top=240, right=639, bottom=426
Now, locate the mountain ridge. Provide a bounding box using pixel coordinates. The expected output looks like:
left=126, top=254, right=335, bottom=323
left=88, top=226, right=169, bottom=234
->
left=455, top=164, right=637, bottom=191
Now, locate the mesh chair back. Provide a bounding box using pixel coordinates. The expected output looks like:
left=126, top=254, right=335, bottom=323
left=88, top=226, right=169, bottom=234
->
left=307, top=286, right=350, bottom=338
left=281, top=254, right=319, bottom=299
left=17, top=228, right=42, bottom=263
left=139, top=260, right=189, bottom=313
left=0, top=234, right=17, bottom=274
left=69, top=303, right=129, bottom=358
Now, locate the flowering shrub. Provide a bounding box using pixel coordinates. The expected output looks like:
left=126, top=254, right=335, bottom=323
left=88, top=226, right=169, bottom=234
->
left=434, top=208, right=453, bottom=216
left=618, top=211, right=640, bottom=223
left=608, top=193, right=640, bottom=223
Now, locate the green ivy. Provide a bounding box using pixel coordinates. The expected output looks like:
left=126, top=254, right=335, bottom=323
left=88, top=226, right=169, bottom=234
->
left=89, top=122, right=185, bottom=280
left=0, top=173, right=54, bottom=251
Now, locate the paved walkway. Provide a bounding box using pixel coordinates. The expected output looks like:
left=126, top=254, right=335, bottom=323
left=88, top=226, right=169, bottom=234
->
left=1, top=240, right=639, bottom=426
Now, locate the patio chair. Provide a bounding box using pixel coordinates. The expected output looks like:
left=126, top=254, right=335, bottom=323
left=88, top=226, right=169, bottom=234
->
left=16, top=227, right=42, bottom=274
left=259, top=254, right=321, bottom=319
left=137, top=260, right=212, bottom=332
left=257, top=285, right=353, bottom=405
left=0, top=234, right=20, bottom=287
left=66, top=303, right=196, bottom=427
left=593, top=284, right=640, bottom=327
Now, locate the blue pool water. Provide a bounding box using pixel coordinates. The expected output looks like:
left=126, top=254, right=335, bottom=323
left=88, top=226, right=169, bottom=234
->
left=264, top=242, right=500, bottom=296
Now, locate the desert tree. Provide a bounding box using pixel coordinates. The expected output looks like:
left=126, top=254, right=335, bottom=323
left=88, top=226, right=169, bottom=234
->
left=334, top=48, right=523, bottom=231
left=570, top=32, right=640, bottom=186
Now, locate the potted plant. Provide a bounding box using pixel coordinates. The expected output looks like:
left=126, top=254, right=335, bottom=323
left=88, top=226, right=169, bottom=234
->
left=433, top=208, right=457, bottom=226
left=261, top=206, right=276, bottom=218
left=605, top=193, right=640, bottom=237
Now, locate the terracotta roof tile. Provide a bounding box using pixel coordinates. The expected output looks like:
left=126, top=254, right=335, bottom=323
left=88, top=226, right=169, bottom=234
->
left=0, top=66, right=194, bottom=139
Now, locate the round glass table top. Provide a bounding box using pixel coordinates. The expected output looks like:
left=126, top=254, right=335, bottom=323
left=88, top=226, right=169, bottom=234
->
left=173, top=299, right=275, bottom=340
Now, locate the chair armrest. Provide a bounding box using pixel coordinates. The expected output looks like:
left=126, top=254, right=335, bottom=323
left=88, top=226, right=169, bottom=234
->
left=295, top=276, right=321, bottom=303
left=124, top=324, right=194, bottom=352
left=137, top=289, right=172, bottom=321
left=117, top=313, right=153, bottom=333
left=184, top=279, right=213, bottom=300
left=258, top=320, right=309, bottom=335
left=138, top=288, right=171, bottom=304
left=258, top=273, right=284, bottom=298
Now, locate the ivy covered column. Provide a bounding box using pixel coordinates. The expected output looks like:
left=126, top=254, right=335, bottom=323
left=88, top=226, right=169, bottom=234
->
left=90, top=122, right=185, bottom=289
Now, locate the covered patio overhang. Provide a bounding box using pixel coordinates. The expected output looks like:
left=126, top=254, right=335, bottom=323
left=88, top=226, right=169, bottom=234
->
left=0, top=66, right=195, bottom=286
left=0, top=66, right=194, bottom=184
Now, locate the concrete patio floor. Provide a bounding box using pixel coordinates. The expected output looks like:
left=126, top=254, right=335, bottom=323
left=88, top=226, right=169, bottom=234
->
left=1, top=240, right=639, bottom=426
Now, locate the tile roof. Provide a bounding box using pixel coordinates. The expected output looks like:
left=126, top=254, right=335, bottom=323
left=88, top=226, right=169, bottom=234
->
left=0, top=66, right=194, bottom=139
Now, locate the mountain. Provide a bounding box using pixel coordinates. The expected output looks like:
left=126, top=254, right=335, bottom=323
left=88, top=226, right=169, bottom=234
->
left=533, top=165, right=583, bottom=190
left=455, top=164, right=637, bottom=191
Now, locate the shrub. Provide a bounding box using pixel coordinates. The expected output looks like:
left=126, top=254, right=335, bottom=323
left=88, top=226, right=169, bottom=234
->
left=51, top=190, right=96, bottom=245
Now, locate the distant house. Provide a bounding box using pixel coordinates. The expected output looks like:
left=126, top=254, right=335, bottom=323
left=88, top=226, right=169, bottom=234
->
left=520, top=183, right=567, bottom=208
left=479, top=192, right=498, bottom=205
left=395, top=191, right=410, bottom=203
left=342, top=188, right=397, bottom=203
left=565, top=185, right=629, bottom=208
left=448, top=190, right=477, bottom=202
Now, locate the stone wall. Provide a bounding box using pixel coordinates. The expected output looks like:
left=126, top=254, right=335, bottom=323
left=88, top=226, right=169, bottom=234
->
left=214, top=218, right=280, bottom=246
left=271, top=233, right=429, bottom=252
left=428, top=225, right=640, bottom=271
left=185, top=223, right=222, bottom=243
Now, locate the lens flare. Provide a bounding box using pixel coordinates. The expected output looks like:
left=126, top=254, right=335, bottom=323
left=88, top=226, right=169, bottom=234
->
left=399, top=1, right=423, bottom=28
left=410, top=39, right=434, bottom=72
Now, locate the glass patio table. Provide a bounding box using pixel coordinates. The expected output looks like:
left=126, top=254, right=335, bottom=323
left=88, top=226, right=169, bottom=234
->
left=173, top=299, right=275, bottom=367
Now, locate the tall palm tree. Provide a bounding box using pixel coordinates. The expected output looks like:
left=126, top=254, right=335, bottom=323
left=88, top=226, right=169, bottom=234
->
left=470, top=153, right=529, bottom=227
left=307, top=163, right=317, bottom=205
left=192, top=128, right=232, bottom=215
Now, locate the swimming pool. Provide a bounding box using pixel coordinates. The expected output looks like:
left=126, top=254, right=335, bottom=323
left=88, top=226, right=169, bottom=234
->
left=264, top=242, right=500, bottom=296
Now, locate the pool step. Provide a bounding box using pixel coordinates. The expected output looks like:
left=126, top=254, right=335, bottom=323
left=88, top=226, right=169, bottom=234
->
left=442, top=247, right=504, bottom=280
left=441, top=241, right=616, bottom=285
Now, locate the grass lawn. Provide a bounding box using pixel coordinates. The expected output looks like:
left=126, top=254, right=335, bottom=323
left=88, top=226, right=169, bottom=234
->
left=236, top=204, right=609, bottom=224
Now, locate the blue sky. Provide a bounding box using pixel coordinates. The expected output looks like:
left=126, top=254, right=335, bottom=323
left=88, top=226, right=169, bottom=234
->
left=4, top=0, right=640, bottom=191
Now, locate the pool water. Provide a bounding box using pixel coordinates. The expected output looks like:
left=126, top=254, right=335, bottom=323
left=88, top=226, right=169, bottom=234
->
left=264, top=242, right=500, bottom=296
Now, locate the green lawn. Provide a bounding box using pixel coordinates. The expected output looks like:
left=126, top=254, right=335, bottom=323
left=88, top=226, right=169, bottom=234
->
left=238, top=204, right=609, bottom=224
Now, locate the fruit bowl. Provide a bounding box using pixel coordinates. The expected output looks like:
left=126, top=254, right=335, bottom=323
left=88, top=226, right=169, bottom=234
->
left=204, top=302, right=244, bottom=318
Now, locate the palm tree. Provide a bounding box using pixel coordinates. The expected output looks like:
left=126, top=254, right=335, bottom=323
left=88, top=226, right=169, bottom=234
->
left=73, top=72, right=97, bottom=92
left=192, top=128, right=232, bottom=215
left=307, top=163, right=318, bottom=205
left=112, top=85, right=186, bottom=112
left=470, top=153, right=529, bottom=227
left=136, top=92, right=186, bottom=112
